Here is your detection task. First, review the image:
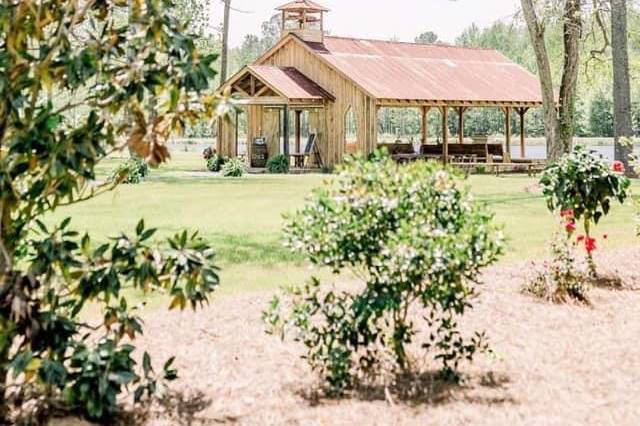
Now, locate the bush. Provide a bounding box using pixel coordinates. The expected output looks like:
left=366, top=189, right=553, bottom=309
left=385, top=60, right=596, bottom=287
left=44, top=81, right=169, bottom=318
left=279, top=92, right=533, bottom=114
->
left=540, top=146, right=630, bottom=278
left=202, top=147, right=215, bottom=160
left=0, top=0, right=224, bottom=422
left=221, top=157, right=246, bottom=177
left=263, top=151, right=504, bottom=394
left=588, top=92, right=614, bottom=137
left=206, top=154, right=226, bottom=172
left=109, top=157, right=150, bottom=184
left=523, top=223, right=589, bottom=303
left=266, top=154, right=290, bottom=174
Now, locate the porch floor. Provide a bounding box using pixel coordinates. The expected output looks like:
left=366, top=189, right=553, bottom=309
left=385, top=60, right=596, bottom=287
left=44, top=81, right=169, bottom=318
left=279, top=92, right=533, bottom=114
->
left=247, top=167, right=324, bottom=175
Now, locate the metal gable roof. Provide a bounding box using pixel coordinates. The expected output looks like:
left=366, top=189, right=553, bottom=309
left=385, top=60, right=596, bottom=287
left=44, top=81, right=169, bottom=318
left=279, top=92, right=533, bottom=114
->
left=302, top=36, right=544, bottom=104
left=247, top=65, right=334, bottom=101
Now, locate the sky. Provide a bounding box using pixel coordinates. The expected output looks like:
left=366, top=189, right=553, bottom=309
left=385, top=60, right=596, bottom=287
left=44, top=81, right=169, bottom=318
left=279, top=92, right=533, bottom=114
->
left=213, top=0, right=523, bottom=48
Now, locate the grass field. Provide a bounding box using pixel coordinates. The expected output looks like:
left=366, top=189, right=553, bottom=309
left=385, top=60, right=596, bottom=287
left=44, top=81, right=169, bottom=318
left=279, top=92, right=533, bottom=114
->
left=45, top=152, right=640, bottom=426
left=48, top=151, right=639, bottom=294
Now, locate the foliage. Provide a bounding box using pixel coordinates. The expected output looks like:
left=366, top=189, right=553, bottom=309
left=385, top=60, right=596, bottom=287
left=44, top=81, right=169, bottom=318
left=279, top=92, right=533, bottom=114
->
left=589, top=92, right=614, bottom=137
left=415, top=31, right=439, bottom=44
left=540, top=146, right=630, bottom=277
left=523, top=221, right=589, bottom=303
left=202, top=147, right=215, bottom=160
left=0, top=0, right=225, bottom=421
left=221, top=157, right=246, bottom=177
left=633, top=103, right=640, bottom=136
left=109, top=157, right=151, bottom=185
left=207, top=154, right=227, bottom=173
left=264, top=152, right=504, bottom=394
left=266, top=154, right=290, bottom=174
left=229, top=14, right=281, bottom=73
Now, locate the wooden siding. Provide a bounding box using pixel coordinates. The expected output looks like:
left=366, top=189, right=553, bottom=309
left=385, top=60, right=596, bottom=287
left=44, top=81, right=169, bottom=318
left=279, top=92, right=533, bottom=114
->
left=259, top=38, right=374, bottom=166
left=218, top=37, right=377, bottom=166
left=217, top=115, right=236, bottom=157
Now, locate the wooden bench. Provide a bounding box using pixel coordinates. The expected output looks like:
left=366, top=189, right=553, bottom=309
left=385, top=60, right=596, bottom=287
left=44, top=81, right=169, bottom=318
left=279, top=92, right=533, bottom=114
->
left=450, top=160, right=546, bottom=177
left=421, top=143, right=505, bottom=163
left=379, top=143, right=415, bottom=155
left=490, top=161, right=546, bottom=176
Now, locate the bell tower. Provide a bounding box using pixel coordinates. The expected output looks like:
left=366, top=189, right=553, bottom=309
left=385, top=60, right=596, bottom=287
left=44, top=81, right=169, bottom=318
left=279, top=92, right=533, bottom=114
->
left=276, top=0, right=328, bottom=43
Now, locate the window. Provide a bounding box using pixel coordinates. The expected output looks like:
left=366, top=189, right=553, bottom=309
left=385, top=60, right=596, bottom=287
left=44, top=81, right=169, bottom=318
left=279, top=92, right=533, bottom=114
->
left=345, top=106, right=358, bottom=146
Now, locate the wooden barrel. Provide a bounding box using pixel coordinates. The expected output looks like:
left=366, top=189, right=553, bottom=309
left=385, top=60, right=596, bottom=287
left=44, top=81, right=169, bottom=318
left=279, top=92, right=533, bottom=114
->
left=251, top=144, right=268, bottom=168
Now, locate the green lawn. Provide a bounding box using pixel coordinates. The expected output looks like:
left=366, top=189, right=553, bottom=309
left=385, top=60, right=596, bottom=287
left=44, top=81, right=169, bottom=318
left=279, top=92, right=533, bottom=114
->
left=48, top=151, right=639, bottom=294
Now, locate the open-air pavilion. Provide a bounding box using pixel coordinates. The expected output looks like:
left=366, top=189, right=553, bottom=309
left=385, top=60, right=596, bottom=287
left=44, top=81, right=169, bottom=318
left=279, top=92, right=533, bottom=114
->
left=218, top=0, right=545, bottom=169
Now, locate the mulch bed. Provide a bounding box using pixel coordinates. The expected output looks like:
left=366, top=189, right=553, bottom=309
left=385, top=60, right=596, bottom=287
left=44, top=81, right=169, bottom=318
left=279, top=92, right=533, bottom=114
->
left=52, top=248, right=640, bottom=426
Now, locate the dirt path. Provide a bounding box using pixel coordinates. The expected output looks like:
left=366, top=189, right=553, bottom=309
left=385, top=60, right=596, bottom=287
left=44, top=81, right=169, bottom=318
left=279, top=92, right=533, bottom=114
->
left=59, top=248, right=640, bottom=426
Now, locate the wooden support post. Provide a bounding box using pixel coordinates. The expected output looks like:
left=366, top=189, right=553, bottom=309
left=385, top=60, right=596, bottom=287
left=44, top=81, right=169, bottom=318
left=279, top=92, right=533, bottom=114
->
left=421, top=106, right=430, bottom=145
left=504, top=106, right=512, bottom=162
left=295, top=110, right=302, bottom=153
left=283, top=105, right=290, bottom=157
left=441, top=106, right=449, bottom=164
left=457, top=107, right=465, bottom=144
left=518, top=107, right=528, bottom=159
left=234, top=110, right=239, bottom=157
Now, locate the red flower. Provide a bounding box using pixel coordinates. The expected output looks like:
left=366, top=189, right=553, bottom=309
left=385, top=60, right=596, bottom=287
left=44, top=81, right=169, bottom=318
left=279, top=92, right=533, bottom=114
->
left=561, top=209, right=575, bottom=219
left=585, top=237, right=597, bottom=254
left=612, top=161, right=625, bottom=173
left=565, top=221, right=576, bottom=233
left=577, top=235, right=585, bottom=243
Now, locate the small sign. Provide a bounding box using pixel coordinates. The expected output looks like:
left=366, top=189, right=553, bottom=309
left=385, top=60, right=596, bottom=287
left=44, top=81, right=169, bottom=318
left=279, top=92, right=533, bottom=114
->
left=253, top=137, right=266, bottom=146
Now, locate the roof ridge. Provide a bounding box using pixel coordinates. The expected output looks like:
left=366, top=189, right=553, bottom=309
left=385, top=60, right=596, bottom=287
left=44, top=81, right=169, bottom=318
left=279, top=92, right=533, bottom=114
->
left=323, top=35, right=499, bottom=52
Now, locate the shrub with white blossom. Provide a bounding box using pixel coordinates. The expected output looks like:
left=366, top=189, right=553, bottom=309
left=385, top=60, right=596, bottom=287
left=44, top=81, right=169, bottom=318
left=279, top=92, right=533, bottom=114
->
left=263, top=151, right=504, bottom=393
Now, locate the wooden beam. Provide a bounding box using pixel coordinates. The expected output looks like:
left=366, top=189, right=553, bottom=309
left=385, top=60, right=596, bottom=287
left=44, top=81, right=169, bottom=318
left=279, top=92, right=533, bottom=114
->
left=421, top=106, right=430, bottom=145
left=518, top=107, right=529, bottom=159
left=457, top=106, right=465, bottom=144
left=234, top=110, right=239, bottom=157
left=254, top=85, right=271, bottom=97
left=283, top=104, right=290, bottom=157
left=295, top=110, right=302, bottom=153
left=504, top=106, right=512, bottom=161
left=441, top=106, right=449, bottom=164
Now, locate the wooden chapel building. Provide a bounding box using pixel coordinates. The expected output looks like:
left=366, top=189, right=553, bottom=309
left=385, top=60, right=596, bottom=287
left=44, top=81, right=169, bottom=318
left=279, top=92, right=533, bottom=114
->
left=217, top=0, right=545, bottom=167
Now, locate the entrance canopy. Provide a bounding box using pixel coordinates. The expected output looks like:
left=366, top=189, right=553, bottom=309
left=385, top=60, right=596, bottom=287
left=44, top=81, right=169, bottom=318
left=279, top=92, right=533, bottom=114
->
left=221, top=65, right=335, bottom=106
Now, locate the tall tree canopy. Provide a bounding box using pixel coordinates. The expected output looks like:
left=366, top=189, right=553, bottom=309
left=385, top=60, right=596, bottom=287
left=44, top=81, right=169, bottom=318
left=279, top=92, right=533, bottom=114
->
left=415, top=31, right=440, bottom=44
left=0, top=0, right=225, bottom=421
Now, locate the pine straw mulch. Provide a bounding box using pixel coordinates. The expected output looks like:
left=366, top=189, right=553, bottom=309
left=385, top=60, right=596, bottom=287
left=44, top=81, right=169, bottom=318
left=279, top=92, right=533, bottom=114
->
left=51, top=247, right=640, bottom=426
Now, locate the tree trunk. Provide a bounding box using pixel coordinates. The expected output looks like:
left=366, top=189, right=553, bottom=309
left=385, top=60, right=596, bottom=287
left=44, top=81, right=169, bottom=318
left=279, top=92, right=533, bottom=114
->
left=0, top=344, right=8, bottom=422
left=521, top=0, right=560, bottom=159
left=220, top=0, right=231, bottom=85
left=556, top=0, right=582, bottom=159
left=611, top=0, right=635, bottom=175
left=521, top=0, right=582, bottom=162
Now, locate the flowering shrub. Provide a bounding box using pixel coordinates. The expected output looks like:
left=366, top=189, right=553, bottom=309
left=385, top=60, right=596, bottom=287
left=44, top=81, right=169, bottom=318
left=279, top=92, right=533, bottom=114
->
left=221, top=157, right=246, bottom=177
left=109, top=157, right=151, bottom=185
left=206, top=154, right=226, bottom=172
left=540, top=146, right=630, bottom=277
left=263, top=151, right=504, bottom=393
left=523, top=221, right=589, bottom=303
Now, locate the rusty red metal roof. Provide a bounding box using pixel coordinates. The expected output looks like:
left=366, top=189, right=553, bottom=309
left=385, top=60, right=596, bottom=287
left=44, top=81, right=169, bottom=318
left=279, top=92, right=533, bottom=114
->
left=248, top=65, right=334, bottom=101
left=276, top=0, right=329, bottom=12
left=303, top=36, right=543, bottom=104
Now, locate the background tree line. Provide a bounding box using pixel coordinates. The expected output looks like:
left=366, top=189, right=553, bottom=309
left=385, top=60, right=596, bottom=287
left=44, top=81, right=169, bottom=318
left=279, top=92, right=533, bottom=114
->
left=177, top=1, right=640, bottom=140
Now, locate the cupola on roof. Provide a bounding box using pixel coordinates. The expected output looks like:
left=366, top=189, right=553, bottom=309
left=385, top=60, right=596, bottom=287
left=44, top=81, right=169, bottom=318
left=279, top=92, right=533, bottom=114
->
left=277, top=0, right=328, bottom=43
left=276, top=0, right=329, bottom=12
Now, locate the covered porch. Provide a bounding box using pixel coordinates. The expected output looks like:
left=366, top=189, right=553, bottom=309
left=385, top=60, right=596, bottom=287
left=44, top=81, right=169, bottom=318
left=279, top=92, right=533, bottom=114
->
left=374, top=100, right=543, bottom=165
left=217, top=65, right=334, bottom=170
